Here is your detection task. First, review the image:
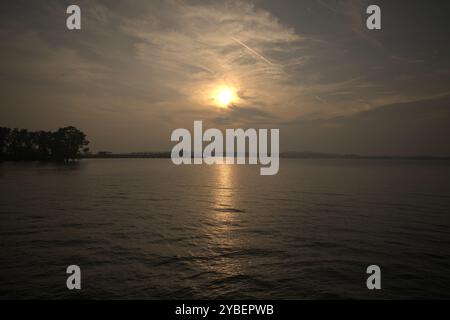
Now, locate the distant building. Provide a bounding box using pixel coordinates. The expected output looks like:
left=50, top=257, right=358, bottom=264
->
left=97, top=151, right=112, bottom=156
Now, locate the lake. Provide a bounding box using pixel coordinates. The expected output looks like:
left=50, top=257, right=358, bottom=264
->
left=1, top=159, right=450, bottom=299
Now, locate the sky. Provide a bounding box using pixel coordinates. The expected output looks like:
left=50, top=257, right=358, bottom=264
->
left=1, top=0, right=449, bottom=155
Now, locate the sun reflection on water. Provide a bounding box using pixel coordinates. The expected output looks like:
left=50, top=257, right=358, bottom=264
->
left=214, top=164, right=234, bottom=212
left=201, top=164, right=246, bottom=279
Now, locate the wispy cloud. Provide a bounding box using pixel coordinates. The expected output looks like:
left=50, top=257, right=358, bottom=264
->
left=1, top=0, right=449, bottom=153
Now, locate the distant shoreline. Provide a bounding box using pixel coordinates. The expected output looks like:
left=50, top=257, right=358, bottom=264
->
left=82, top=152, right=450, bottom=161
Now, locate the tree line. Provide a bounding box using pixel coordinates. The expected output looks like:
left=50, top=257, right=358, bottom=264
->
left=0, top=126, right=89, bottom=162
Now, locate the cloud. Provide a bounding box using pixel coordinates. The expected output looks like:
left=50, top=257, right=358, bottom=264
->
left=212, top=104, right=278, bottom=126
left=118, top=0, right=305, bottom=120
left=1, top=0, right=449, bottom=153
left=282, top=93, right=450, bottom=156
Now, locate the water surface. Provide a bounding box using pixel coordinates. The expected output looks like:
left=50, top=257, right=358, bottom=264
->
left=1, top=159, right=450, bottom=299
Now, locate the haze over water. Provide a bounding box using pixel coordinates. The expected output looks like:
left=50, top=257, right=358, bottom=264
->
left=1, top=159, right=450, bottom=299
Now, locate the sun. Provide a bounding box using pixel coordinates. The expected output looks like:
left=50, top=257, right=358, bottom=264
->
left=216, top=87, right=237, bottom=108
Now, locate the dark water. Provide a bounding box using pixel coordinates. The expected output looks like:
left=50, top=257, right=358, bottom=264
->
left=1, top=159, right=450, bottom=299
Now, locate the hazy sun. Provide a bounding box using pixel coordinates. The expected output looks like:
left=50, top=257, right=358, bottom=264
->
left=216, top=87, right=236, bottom=108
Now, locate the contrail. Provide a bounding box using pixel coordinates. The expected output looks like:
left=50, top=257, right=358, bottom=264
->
left=231, top=37, right=274, bottom=66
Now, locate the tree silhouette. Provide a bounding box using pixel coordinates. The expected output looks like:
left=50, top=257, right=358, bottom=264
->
left=0, top=126, right=89, bottom=162
left=0, top=127, right=11, bottom=161
left=51, top=126, right=89, bottom=162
